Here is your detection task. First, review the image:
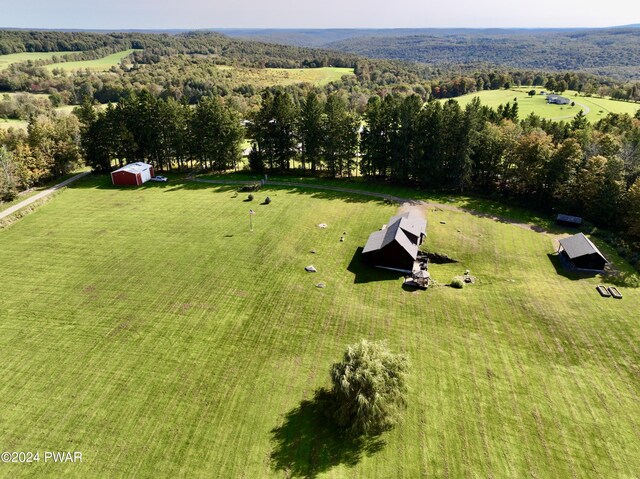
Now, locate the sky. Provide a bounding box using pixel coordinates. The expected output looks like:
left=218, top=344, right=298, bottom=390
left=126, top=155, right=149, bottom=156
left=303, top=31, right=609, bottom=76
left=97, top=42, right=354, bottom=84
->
left=2, top=0, right=638, bottom=30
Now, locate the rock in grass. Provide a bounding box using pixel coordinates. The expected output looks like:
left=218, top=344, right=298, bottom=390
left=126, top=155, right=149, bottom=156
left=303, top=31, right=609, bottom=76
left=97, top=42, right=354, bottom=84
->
left=316, top=282, right=326, bottom=288
left=305, top=265, right=317, bottom=273
left=310, top=249, right=317, bottom=254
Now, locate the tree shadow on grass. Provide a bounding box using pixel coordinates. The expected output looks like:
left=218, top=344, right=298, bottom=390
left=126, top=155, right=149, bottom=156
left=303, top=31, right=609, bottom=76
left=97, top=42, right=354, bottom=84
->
left=270, top=389, right=385, bottom=479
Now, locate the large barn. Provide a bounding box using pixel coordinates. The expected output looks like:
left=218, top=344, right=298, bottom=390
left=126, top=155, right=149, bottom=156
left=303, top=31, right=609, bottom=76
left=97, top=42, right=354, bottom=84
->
left=111, top=162, right=155, bottom=186
left=558, top=233, right=608, bottom=272
left=362, top=212, right=427, bottom=272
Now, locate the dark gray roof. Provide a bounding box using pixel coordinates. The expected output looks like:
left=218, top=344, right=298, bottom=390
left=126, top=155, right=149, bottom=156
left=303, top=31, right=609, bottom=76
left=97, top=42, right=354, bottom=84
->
left=557, top=214, right=583, bottom=224
left=362, top=220, right=417, bottom=257
left=559, top=233, right=607, bottom=261
left=389, top=212, right=427, bottom=239
left=363, top=212, right=425, bottom=258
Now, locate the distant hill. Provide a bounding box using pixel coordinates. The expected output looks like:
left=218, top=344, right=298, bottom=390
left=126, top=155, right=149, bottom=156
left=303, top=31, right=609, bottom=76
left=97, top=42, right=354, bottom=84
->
left=221, top=27, right=640, bottom=80
left=219, top=27, right=592, bottom=48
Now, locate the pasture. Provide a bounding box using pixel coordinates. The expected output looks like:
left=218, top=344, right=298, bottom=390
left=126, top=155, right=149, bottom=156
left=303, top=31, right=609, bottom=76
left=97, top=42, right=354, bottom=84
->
left=214, top=65, right=355, bottom=87
left=0, top=118, right=28, bottom=131
left=0, top=175, right=638, bottom=478
left=0, top=52, right=78, bottom=70
left=45, top=49, right=140, bottom=72
left=445, top=88, right=640, bottom=122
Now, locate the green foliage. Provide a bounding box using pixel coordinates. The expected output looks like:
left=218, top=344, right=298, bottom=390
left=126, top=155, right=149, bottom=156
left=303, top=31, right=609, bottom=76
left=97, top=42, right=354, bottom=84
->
left=247, top=193, right=254, bottom=201
left=450, top=278, right=464, bottom=289
left=0, top=146, right=18, bottom=201
left=329, top=340, right=409, bottom=436
left=249, top=90, right=299, bottom=171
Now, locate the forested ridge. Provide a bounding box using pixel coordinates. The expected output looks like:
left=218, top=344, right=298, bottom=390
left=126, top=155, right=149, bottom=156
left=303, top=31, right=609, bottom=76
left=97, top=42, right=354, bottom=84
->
left=239, top=27, right=640, bottom=81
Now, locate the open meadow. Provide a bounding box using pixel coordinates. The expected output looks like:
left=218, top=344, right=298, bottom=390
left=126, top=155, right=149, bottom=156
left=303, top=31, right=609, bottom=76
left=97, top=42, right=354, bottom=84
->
left=445, top=88, right=640, bottom=122
left=0, top=52, right=78, bottom=70
left=0, top=175, right=638, bottom=478
left=213, top=65, right=355, bottom=87
left=45, top=49, right=140, bottom=72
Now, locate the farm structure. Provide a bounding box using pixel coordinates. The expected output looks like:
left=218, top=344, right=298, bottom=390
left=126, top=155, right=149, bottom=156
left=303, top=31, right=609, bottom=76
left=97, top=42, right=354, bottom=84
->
left=557, top=233, right=608, bottom=272
left=547, top=94, right=571, bottom=105
left=556, top=214, right=583, bottom=227
left=362, top=212, right=427, bottom=273
left=111, top=162, right=155, bottom=186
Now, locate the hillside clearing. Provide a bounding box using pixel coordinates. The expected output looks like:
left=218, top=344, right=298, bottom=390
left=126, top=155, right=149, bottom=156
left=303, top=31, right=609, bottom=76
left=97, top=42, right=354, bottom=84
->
left=444, top=88, right=640, bottom=122
left=0, top=51, right=79, bottom=70
left=45, top=49, right=140, bottom=72
left=213, top=65, right=355, bottom=87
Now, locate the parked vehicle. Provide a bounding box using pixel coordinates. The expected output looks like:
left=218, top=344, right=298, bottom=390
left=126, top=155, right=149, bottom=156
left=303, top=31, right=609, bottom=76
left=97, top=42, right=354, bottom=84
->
left=150, top=176, right=168, bottom=182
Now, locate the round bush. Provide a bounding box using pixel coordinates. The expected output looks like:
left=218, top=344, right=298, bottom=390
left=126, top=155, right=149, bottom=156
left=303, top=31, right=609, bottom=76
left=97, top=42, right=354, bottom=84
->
left=450, top=278, right=464, bottom=289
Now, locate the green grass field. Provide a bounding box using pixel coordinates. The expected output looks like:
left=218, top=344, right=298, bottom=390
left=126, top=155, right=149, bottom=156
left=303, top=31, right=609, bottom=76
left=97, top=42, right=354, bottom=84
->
left=0, top=175, right=638, bottom=478
left=0, top=52, right=79, bottom=70
left=0, top=118, right=28, bottom=131
left=215, top=65, right=355, bottom=87
left=444, top=88, right=640, bottom=122
left=45, top=49, right=139, bottom=72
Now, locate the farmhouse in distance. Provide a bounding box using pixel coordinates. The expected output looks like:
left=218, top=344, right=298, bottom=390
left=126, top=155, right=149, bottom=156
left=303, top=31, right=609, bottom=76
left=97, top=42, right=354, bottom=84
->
left=547, top=94, right=571, bottom=105
left=362, top=211, right=427, bottom=273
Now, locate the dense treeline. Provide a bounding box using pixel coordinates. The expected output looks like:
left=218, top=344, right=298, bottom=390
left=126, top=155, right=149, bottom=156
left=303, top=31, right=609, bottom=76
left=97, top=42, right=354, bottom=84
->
left=77, top=91, right=243, bottom=173
left=0, top=114, right=82, bottom=200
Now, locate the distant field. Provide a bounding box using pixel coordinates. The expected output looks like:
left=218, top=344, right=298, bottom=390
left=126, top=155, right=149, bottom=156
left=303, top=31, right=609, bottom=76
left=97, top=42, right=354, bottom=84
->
left=0, top=175, right=638, bottom=478
left=444, top=88, right=640, bottom=122
left=0, top=118, right=28, bottom=131
left=45, top=49, right=140, bottom=72
left=0, top=52, right=78, bottom=70
left=216, top=65, right=355, bottom=87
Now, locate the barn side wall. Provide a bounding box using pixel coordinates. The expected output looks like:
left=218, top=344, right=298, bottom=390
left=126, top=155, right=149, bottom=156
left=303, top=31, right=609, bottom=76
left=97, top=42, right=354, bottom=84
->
left=111, top=171, right=139, bottom=186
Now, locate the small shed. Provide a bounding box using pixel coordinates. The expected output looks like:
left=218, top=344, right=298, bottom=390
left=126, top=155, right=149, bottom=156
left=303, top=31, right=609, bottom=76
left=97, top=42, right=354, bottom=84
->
left=558, top=233, right=608, bottom=272
left=111, top=162, right=155, bottom=186
left=556, top=214, right=583, bottom=227
left=362, top=212, right=427, bottom=273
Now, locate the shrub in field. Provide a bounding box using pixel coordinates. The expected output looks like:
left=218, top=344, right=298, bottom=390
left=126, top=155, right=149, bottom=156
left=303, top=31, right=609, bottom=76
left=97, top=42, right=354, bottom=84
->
left=264, top=196, right=271, bottom=204
left=329, top=339, right=408, bottom=436
left=247, top=194, right=254, bottom=201
left=450, top=278, right=464, bottom=289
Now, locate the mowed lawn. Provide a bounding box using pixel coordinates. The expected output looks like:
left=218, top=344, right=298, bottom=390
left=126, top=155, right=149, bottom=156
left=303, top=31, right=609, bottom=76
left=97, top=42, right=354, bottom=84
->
left=446, top=88, right=640, bottom=122
left=0, top=176, right=639, bottom=478
left=45, top=49, right=140, bottom=72
left=0, top=52, right=78, bottom=70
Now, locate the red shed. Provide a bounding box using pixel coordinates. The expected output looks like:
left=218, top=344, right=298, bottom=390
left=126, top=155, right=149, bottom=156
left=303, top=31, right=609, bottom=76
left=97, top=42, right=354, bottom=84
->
left=111, top=162, right=155, bottom=186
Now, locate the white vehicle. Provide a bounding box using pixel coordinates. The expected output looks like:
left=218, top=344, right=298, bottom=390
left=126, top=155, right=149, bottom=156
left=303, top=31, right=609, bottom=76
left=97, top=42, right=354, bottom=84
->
left=150, top=176, right=168, bottom=182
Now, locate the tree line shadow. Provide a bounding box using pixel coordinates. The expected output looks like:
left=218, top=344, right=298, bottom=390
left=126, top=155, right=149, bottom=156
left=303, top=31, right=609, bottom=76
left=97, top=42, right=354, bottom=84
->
left=69, top=174, right=393, bottom=204
left=270, top=388, right=385, bottom=479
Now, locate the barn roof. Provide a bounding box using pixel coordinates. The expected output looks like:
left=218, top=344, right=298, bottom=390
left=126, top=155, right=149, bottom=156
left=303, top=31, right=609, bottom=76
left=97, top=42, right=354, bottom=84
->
left=362, top=212, right=424, bottom=258
left=556, top=214, right=583, bottom=224
left=559, top=233, right=607, bottom=261
left=389, top=212, right=427, bottom=239
left=113, top=162, right=153, bottom=174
